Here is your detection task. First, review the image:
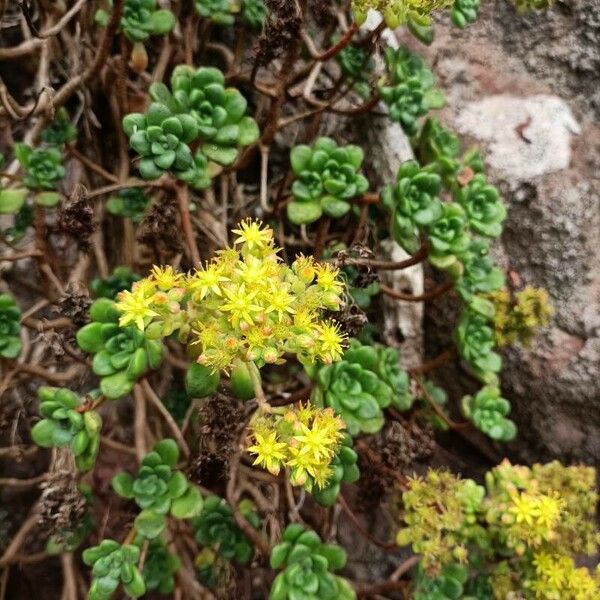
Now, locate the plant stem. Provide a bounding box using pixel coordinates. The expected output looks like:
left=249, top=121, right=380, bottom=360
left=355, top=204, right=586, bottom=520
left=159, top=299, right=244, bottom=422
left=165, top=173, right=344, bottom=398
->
left=175, top=180, right=201, bottom=267
left=247, top=361, right=270, bottom=413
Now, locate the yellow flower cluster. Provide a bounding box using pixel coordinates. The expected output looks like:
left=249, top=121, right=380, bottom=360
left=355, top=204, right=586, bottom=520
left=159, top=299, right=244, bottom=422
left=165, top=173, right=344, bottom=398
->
left=487, top=285, right=553, bottom=347
left=352, top=0, right=453, bottom=28
left=115, top=220, right=347, bottom=372
left=247, top=403, right=345, bottom=490
left=529, top=553, right=600, bottom=599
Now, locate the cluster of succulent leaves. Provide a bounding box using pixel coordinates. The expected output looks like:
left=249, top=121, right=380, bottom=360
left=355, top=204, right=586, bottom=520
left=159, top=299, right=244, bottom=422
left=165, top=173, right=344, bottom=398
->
left=143, top=540, right=181, bottom=595
left=312, top=434, right=360, bottom=507
left=106, top=187, right=150, bottom=221
left=83, top=540, right=146, bottom=600
left=0, top=293, right=22, bottom=359
left=310, top=339, right=412, bottom=436
left=185, top=358, right=256, bottom=402
left=270, top=524, right=356, bottom=600
left=112, top=439, right=203, bottom=538
left=487, top=285, right=554, bottom=347
left=0, top=198, right=33, bottom=242
left=14, top=142, right=65, bottom=207
left=288, top=137, right=369, bottom=225
left=193, top=495, right=260, bottom=564
left=194, top=0, right=235, bottom=25
left=461, top=385, right=515, bottom=441
left=451, top=0, right=480, bottom=29
left=95, top=0, right=175, bottom=42
left=336, top=44, right=375, bottom=99
left=76, top=298, right=163, bottom=398
left=41, top=108, right=78, bottom=146
left=398, top=461, right=600, bottom=598
left=379, top=46, right=445, bottom=136
left=123, top=65, right=258, bottom=185
left=91, top=266, right=141, bottom=299
left=31, top=387, right=103, bottom=471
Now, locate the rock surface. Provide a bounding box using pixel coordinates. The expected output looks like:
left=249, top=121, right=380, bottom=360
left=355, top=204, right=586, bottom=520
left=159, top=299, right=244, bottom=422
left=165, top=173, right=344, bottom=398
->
left=400, top=0, right=600, bottom=464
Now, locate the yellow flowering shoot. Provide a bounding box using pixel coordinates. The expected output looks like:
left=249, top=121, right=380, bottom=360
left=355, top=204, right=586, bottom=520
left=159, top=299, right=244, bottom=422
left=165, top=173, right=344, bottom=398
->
left=114, top=220, right=347, bottom=372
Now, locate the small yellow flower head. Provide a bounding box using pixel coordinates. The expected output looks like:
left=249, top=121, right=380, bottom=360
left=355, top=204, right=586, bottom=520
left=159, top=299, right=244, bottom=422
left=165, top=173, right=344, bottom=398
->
left=247, top=403, right=345, bottom=491
left=232, top=219, right=273, bottom=251
left=188, top=262, right=228, bottom=300
left=115, top=285, right=158, bottom=330
left=314, top=320, right=347, bottom=364
left=247, top=430, right=287, bottom=476
left=150, top=265, right=183, bottom=290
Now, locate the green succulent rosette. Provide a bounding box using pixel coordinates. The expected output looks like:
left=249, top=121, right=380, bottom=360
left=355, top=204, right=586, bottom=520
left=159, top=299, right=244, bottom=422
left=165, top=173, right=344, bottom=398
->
left=242, top=0, right=267, bottom=29
left=417, top=117, right=461, bottom=175
left=311, top=339, right=412, bottom=436
left=106, top=187, right=150, bottom=221
left=461, top=385, right=516, bottom=441
left=149, top=65, right=259, bottom=168
left=83, top=540, right=145, bottom=600
left=311, top=435, right=360, bottom=507
left=0, top=293, right=22, bottom=359
left=380, top=159, right=443, bottom=254
left=454, top=240, right=504, bottom=318
left=426, top=202, right=471, bottom=271
left=143, top=540, right=181, bottom=595
left=379, top=47, right=444, bottom=136
left=123, top=103, right=198, bottom=180
left=337, top=44, right=374, bottom=98
left=414, top=563, right=470, bottom=600
left=91, top=266, right=141, bottom=300
left=288, top=137, right=369, bottom=225
left=455, top=174, right=507, bottom=238
left=96, top=0, right=175, bottom=42
left=193, top=495, right=260, bottom=564
left=269, top=524, right=355, bottom=600
left=15, top=143, right=65, bottom=191
left=31, top=387, right=102, bottom=471
left=455, top=308, right=501, bottom=382
left=194, top=0, right=235, bottom=25
left=451, top=0, right=481, bottom=28
left=112, top=439, right=203, bottom=539
left=41, top=108, right=77, bottom=146
left=76, top=298, right=163, bottom=399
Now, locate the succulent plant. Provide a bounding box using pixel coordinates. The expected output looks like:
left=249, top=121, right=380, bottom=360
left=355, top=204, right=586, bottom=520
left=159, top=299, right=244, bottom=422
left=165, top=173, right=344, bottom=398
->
left=123, top=103, right=198, bottom=180
left=0, top=187, right=27, bottom=215
left=15, top=143, right=65, bottom=198
left=91, top=266, right=141, bottom=300
left=193, top=496, right=260, bottom=564
left=379, top=47, right=444, bottom=136
left=426, top=203, right=471, bottom=271
left=31, top=387, right=102, bottom=471
left=312, top=435, right=360, bottom=507
left=288, top=137, right=369, bottom=225
left=194, top=0, right=235, bottom=25
left=175, top=148, right=214, bottom=190
left=83, top=540, right=145, bottom=600
left=461, top=385, right=516, bottom=441
left=106, top=187, right=150, bottom=221
left=455, top=174, right=506, bottom=238
left=150, top=65, right=259, bottom=167
left=241, top=0, right=267, bottom=29
left=270, top=524, right=355, bottom=600
left=112, top=439, right=203, bottom=538
left=311, top=339, right=412, bottom=436
left=451, top=0, right=480, bottom=29
left=2, top=203, right=33, bottom=242
left=0, top=294, right=22, bottom=359
left=41, top=108, right=77, bottom=146
left=414, top=563, right=469, bottom=600
left=337, top=44, right=374, bottom=98
left=380, top=159, right=443, bottom=254
left=417, top=117, right=461, bottom=174
left=76, top=298, right=163, bottom=398
left=455, top=308, right=501, bottom=382
left=454, top=240, right=504, bottom=317
left=143, top=540, right=181, bottom=594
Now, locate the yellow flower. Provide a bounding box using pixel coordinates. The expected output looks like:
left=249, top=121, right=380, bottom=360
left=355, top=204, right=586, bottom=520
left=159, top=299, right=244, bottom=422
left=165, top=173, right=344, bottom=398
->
left=315, top=320, right=347, bottom=363
left=535, top=494, right=563, bottom=529
left=314, top=263, right=343, bottom=294
left=509, top=492, right=539, bottom=526
left=150, top=265, right=183, bottom=290
left=221, top=284, right=262, bottom=327
left=247, top=430, right=287, bottom=475
left=265, top=285, right=296, bottom=322
left=188, top=262, right=228, bottom=299
left=232, top=219, right=273, bottom=251
left=115, top=287, right=158, bottom=330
